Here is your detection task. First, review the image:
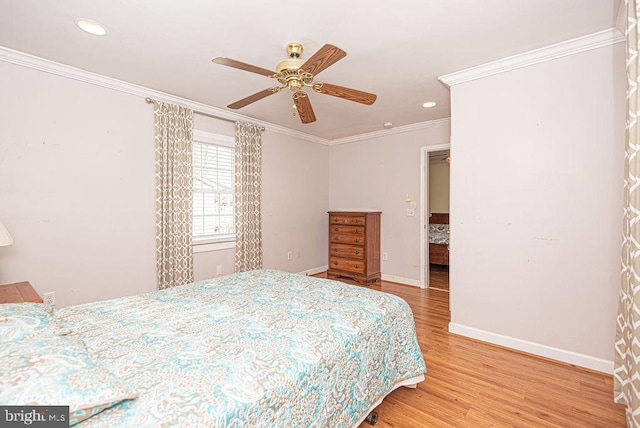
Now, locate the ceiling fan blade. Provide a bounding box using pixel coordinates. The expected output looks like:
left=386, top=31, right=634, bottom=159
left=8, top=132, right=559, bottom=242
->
left=212, top=57, right=275, bottom=77
left=314, top=82, right=377, bottom=105
left=294, top=93, right=316, bottom=124
left=228, top=88, right=280, bottom=109
left=301, top=44, right=347, bottom=76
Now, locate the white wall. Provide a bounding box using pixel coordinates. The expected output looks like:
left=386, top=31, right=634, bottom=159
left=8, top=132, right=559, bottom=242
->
left=429, top=161, right=450, bottom=213
left=329, top=124, right=450, bottom=283
left=0, top=62, right=157, bottom=306
left=448, top=42, right=625, bottom=370
left=0, top=60, right=329, bottom=307
left=262, top=132, right=329, bottom=273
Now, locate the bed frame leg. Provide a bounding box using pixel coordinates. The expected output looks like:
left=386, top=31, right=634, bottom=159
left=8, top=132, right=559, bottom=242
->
left=364, top=410, right=378, bottom=425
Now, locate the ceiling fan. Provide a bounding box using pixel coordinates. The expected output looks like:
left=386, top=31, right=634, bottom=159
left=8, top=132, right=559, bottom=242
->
left=430, top=152, right=451, bottom=164
left=212, top=42, right=377, bottom=124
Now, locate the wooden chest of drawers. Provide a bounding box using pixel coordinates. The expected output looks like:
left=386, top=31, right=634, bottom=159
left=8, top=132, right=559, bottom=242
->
left=327, top=211, right=381, bottom=285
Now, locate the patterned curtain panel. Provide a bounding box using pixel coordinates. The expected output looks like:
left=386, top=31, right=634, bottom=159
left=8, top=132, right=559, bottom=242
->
left=616, top=1, right=640, bottom=425
left=234, top=122, right=263, bottom=272
left=154, top=101, right=194, bottom=289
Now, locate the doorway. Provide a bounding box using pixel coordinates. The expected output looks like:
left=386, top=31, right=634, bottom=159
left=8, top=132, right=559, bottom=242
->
left=420, top=144, right=451, bottom=289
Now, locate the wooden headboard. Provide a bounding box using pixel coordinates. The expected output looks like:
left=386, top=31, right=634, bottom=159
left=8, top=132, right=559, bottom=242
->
left=429, top=213, right=449, bottom=225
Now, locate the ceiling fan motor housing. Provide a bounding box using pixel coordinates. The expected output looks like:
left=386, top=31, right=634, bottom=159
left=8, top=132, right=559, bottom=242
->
left=275, top=58, right=312, bottom=91
left=275, top=58, right=305, bottom=73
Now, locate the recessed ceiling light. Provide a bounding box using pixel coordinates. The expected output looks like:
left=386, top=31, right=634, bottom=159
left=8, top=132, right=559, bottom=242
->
left=76, top=19, right=107, bottom=36
left=422, top=101, right=437, bottom=108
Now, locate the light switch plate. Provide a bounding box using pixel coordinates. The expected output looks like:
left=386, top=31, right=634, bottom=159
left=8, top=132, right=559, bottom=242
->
left=405, top=193, right=412, bottom=202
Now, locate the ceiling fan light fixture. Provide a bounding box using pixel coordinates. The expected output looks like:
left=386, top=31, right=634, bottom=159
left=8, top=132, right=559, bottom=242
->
left=422, top=101, right=437, bottom=108
left=75, top=19, right=107, bottom=36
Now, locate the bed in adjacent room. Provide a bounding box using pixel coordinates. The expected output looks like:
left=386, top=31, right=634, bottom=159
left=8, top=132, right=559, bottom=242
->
left=1, top=270, right=426, bottom=427
left=429, top=213, right=450, bottom=266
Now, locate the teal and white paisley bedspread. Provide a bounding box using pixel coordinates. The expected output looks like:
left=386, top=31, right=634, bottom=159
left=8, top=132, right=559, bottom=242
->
left=56, top=270, right=426, bottom=427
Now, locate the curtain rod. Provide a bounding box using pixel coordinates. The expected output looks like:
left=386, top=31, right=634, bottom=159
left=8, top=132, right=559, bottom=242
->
left=144, top=97, right=265, bottom=131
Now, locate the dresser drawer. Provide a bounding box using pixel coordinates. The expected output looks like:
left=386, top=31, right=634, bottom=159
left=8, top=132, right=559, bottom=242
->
left=330, top=243, right=365, bottom=259
left=329, top=225, right=365, bottom=235
left=329, top=257, right=365, bottom=274
left=330, top=215, right=366, bottom=226
left=330, top=233, right=365, bottom=245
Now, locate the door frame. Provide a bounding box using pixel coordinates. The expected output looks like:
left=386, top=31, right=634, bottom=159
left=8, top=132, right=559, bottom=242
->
left=420, top=144, right=451, bottom=289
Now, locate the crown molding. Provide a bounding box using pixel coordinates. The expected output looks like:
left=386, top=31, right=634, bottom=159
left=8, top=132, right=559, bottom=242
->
left=438, top=28, right=624, bottom=87
left=0, top=45, right=330, bottom=146
left=329, top=117, right=451, bottom=146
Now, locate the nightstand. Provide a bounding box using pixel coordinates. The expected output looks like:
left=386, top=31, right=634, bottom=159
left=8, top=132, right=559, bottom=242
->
left=0, top=281, right=43, bottom=303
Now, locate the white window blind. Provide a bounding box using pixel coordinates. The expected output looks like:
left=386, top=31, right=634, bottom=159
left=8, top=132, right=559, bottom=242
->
left=192, top=140, right=234, bottom=242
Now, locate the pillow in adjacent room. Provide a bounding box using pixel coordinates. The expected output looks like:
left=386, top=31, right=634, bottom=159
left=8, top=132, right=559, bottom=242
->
left=0, top=303, right=66, bottom=343
left=0, top=335, right=137, bottom=426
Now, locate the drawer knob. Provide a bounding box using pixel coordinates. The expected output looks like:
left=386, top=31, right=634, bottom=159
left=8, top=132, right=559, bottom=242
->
left=333, top=262, right=338, bottom=266
left=334, top=228, right=339, bottom=231
left=355, top=250, right=360, bottom=255
left=355, top=239, right=360, bottom=243
left=354, top=265, right=360, bottom=269
left=355, top=229, right=360, bottom=234
left=334, top=237, right=339, bottom=241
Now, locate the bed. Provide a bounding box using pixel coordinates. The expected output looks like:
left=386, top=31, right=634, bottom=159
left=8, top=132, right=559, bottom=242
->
left=429, top=213, right=449, bottom=266
left=1, top=270, right=426, bottom=427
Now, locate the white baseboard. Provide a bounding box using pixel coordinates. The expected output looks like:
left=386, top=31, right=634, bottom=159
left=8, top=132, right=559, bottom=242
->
left=298, top=265, right=328, bottom=276
left=381, top=274, right=421, bottom=288
left=448, top=323, right=614, bottom=374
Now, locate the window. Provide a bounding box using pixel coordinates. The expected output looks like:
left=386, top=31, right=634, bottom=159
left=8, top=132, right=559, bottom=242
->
left=192, top=132, right=234, bottom=244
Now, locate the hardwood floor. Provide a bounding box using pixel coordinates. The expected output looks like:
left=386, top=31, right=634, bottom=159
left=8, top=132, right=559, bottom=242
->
left=429, top=264, right=449, bottom=291
left=315, top=273, right=626, bottom=427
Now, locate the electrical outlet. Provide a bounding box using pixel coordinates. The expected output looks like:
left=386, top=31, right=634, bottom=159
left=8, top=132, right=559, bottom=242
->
left=216, top=265, right=223, bottom=276
left=43, top=292, right=55, bottom=306
left=383, top=252, right=388, bottom=261
left=406, top=208, right=415, bottom=216
left=287, top=251, right=293, bottom=260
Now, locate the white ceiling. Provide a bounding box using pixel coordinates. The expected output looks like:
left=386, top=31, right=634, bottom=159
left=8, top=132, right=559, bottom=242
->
left=0, top=0, right=621, bottom=139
